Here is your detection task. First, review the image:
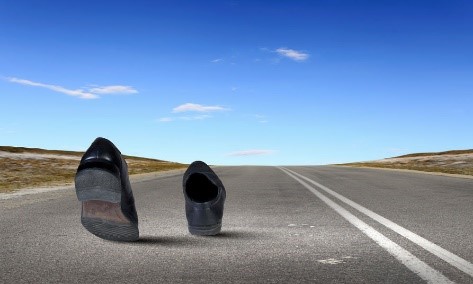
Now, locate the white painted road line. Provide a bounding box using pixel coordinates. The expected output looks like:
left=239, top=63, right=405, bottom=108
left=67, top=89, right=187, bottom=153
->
left=281, top=167, right=473, bottom=279
left=279, top=167, right=454, bottom=284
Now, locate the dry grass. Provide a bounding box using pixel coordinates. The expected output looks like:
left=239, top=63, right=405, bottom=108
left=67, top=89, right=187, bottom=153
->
left=341, top=161, right=473, bottom=176
left=125, top=159, right=186, bottom=175
left=0, top=147, right=187, bottom=193
left=340, top=150, right=473, bottom=176
left=0, top=158, right=78, bottom=192
left=395, top=149, right=473, bottom=158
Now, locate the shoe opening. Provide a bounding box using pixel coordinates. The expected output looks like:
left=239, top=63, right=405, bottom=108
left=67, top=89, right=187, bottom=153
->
left=185, top=173, right=218, bottom=203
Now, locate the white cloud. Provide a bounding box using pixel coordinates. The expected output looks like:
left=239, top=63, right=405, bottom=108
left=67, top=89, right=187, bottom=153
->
left=157, top=115, right=212, bottom=123
left=88, top=85, right=138, bottom=94
left=7, top=77, right=98, bottom=99
left=211, top=58, right=223, bottom=63
left=158, top=117, right=174, bottom=122
left=6, top=77, right=138, bottom=99
left=276, top=48, right=309, bottom=61
left=173, top=103, right=229, bottom=113
left=227, top=149, right=276, bottom=156
left=180, top=115, right=212, bottom=121
left=246, top=114, right=269, bottom=123
left=159, top=103, right=227, bottom=122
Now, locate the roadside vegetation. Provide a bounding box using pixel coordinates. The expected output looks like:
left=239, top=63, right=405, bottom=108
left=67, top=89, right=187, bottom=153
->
left=0, top=146, right=187, bottom=193
left=394, top=149, right=473, bottom=158
left=340, top=149, right=473, bottom=176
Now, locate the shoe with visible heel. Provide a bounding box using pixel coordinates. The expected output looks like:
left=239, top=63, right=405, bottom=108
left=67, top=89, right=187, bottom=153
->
left=183, top=161, right=226, bottom=236
left=75, top=137, right=139, bottom=242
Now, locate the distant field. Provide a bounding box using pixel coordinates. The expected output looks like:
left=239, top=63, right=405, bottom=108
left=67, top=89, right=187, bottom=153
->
left=0, top=146, right=187, bottom=193
left=340, top=149, right=473, bottom=176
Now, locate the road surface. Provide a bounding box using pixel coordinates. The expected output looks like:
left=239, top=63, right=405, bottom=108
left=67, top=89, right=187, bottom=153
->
left=1, top=166, right=472, bottom=283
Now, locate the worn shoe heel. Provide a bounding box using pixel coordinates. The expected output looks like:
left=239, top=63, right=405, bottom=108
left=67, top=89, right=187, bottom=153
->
left=75, top=167, right=138, bottom=242
left=80, top=200, right=139, bottom=242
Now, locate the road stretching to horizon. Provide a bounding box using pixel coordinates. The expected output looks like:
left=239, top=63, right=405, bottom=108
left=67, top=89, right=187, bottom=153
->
left=1, top=166, right=472, bottom=283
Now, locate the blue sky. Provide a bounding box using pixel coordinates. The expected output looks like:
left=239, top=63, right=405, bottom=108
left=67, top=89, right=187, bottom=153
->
left=1, top=0, right=472, bottom=165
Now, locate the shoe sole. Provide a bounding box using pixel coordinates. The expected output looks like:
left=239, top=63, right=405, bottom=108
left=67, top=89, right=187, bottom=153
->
left=75, top=168, right=139, bottom=242
left=188, top=224, right=222, bottom=236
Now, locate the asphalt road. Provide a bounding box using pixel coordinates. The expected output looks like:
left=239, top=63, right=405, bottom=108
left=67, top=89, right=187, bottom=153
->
left=1, top=166, right=472, bottom=283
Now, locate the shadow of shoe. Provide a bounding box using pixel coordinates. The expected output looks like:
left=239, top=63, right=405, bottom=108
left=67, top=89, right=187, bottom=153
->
left=202, top=230, right=260, bottom=239
left=132, top=236, right=199, bottom=246
left=130, top=230, right=262, bottom=246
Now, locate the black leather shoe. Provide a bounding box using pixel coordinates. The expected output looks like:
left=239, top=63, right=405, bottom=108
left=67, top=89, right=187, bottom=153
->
left=183, top=161, right=226, bottom=235
left=75, top=137, right=139, bottom=242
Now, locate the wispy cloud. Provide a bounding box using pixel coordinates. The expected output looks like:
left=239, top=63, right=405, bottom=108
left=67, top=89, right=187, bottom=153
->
left=227, top=149, right=276, bottom=156
left=180, top=115, right=212, bottom=121
left=246, top=114, right=269, bottom=123
left=158, top=117, right=175, bottom=122
left=158, top=115, right=212, bottom=122
left=173, top=103, right=229, bottom=113
left=211, top=58, right=223, bottom=63
left=275, top=48, right=309, bottom=61
left=6, top=77, right=138, bottom=99
left=7, top=77, right=98, bottom=99
left=88, top=85, right=138, bottom=94
left=159, top=103, right=228, bottom=122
